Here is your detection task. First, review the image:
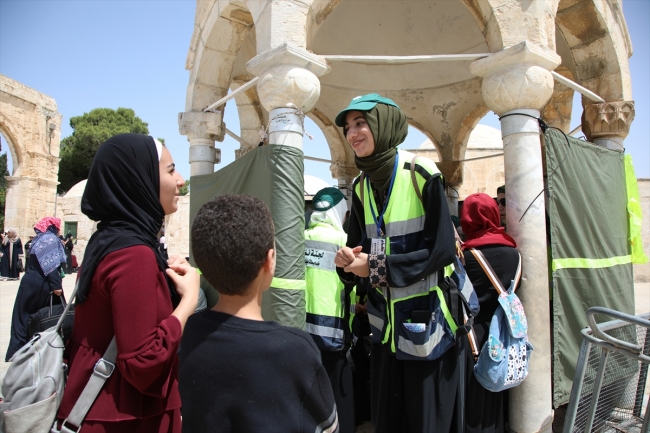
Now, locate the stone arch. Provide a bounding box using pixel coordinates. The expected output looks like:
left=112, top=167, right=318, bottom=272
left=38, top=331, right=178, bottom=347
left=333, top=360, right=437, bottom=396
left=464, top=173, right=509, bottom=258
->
left=555, top=0, right=632, bottom=101
left=305, top=108, right=356, bottom=183
left=453, top=104, right=491, bottom=162
left=185, top=2, right=255, bottom=112
left=0, top=74, right=61, bottom=236
left=0, top=112, right=23, bottom=176
left=231, top=73, right=265, bottom=158
left=305, top=0, right=343, bottom=52
left=459, top=0, right=560, bottom=52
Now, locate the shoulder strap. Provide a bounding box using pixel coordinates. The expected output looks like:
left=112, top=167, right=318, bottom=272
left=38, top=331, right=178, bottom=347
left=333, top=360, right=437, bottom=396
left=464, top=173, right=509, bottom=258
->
left=60, top=337, right=117, bottom=432
left=470, top=249, right=521, bottom=295
left=410, top=154, right=423, bottom=202
left=359, top=172, right=365, bottom=209
left=57, top=279, right=118, bottom=433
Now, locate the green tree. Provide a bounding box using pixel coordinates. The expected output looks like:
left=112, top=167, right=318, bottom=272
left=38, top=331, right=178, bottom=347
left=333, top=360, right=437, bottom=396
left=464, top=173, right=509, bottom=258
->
left=58, top=108, right=149, bottom=193
left=179, top=179, right=190, bottom=196
left=0, top=153, right=8, bottom=229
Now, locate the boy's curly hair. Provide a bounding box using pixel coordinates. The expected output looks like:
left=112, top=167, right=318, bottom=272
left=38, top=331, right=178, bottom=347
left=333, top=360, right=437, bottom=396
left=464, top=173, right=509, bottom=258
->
left=192, top=194, right=274, bottom=296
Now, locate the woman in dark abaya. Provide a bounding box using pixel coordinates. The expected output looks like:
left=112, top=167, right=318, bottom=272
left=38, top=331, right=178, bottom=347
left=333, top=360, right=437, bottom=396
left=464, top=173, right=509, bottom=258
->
left=56, top=134, right=199, bottom=433
left=5, top=217, right=65, bottom=361
left=1, top=229, right=23, bottom=280
left=334, top=94, right=457, bottom=433
left=460, top=193, right=520, bottom=433
left=63, top=232, right=74, bottom=274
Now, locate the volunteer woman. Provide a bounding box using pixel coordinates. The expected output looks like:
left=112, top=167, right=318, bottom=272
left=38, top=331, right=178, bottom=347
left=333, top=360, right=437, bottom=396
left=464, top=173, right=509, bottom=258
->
left=334, top=94, right=457, bottom=433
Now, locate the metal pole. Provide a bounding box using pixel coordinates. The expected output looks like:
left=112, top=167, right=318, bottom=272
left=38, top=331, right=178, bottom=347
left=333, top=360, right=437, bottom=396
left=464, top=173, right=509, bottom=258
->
left=583, top=350, right=610, bottom=433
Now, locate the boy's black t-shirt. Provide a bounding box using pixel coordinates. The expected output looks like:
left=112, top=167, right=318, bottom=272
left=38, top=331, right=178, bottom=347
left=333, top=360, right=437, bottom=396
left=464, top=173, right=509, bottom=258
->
left=179, top=310, right=339, bottom=433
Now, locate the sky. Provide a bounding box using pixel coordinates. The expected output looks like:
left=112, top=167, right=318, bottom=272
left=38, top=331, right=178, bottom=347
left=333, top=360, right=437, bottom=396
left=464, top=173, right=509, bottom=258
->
left=0, top=0, right=648, bottom=188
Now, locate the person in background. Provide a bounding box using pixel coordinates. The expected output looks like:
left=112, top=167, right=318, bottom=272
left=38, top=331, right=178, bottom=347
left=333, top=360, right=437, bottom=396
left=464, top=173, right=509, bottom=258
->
left=24, top=235, right=34, bottom=263
left=460, top=193, right=520, bottom=433
left=496, top=184, right=506, bottom=230
left=63, top=232, right=74, bottom=274
left=56, top=134, right=199, bottom=432
left=1, top=229, right=23, bottom=280
left=305, top=187, right=355, bottom=432
left=5, top=218, right=65, bottom=361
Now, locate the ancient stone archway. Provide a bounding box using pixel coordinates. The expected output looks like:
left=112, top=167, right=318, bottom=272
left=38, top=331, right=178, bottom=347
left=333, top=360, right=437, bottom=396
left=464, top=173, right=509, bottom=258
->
left=0, top=74, right=61, bottom=237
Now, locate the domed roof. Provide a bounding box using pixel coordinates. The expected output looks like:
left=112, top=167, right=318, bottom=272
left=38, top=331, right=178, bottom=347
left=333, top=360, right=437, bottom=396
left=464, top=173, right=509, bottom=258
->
left=304, top=175, right=331, bottom=196
left=64, top=179, right=87, bottom=198
left=418, top=124, right=503, bottom=150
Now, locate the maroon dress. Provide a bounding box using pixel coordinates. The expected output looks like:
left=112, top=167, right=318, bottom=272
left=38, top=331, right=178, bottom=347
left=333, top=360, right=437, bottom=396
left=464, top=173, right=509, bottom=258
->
left=57, top=245, right=182, bottom=432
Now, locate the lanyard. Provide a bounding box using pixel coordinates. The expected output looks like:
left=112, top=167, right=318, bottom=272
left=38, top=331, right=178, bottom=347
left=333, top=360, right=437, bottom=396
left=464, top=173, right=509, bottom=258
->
left=367, top=152, right=399, bottom=238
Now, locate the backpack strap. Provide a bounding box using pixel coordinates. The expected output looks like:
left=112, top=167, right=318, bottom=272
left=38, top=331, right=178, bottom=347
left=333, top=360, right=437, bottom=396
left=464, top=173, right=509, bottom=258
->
left=60, top=337, right=117, bottom=433
left=410, top=154, right=464, bottom=261
left=470, top=249, right=522, bottom=294
left=57, top=279, right=117, bottom=433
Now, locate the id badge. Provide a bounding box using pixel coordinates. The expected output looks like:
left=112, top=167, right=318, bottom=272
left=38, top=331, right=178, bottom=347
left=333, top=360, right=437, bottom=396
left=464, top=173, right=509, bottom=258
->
left=371, top=237, right=386, bottom=256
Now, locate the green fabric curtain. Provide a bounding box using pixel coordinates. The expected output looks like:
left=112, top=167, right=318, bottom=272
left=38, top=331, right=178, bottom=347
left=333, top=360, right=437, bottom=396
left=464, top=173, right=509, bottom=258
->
left=190, top=144, right=306, bottom=329
left=545, top=128, right=635, bottom=407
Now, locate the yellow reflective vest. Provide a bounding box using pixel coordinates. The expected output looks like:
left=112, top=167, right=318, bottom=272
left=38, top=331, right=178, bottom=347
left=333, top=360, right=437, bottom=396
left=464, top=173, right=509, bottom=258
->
left=355, top=149, right=456, bottom=360
left=305, top=223, right=355, bottom=351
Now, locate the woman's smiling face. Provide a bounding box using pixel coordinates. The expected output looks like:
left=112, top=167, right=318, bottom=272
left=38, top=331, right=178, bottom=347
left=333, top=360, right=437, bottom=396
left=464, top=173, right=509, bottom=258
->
left=159, top=146, right=185, bottom=215
left=345, top=110, right=375, bottom=157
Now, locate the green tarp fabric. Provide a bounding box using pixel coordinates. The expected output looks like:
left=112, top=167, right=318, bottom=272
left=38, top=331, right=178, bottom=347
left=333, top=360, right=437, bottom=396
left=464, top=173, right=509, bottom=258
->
left=545, top=128, right=635, bottom=407
left=190, top=144, right=306, bottom=329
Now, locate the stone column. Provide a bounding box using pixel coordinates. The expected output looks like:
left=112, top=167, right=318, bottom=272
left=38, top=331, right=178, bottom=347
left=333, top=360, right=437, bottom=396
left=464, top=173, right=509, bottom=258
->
left=581, top=101, right=635, bottom=152
left=245, top=43, right=330, bottom=328
left=178, top=111, right=224, bottom=177
left=471, top=41, right=561, bottom=433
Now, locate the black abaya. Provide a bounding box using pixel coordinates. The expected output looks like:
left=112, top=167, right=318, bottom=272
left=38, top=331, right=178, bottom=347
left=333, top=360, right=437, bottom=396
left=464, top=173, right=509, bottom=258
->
left=5, top=254, right=62, bottom=361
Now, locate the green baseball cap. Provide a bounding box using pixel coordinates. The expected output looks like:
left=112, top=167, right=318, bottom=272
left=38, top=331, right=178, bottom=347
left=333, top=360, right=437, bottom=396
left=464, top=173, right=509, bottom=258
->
left=312, top=187, right=346, bottom=211
left=335, top=93, right=400, bottom=127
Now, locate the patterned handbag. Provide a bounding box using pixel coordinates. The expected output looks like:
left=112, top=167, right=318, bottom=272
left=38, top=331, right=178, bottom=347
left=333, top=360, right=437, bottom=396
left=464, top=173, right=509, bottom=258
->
left=469, top=249, right=533, bottom=392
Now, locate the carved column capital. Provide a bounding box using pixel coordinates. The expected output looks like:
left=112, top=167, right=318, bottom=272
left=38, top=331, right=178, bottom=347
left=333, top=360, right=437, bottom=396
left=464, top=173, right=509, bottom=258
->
left=246, top=43, right=330, bottom=113
left=581, top=101, right=635, bottom=142
left=470, top=41, right=561, bottom=115
left=178, top=111, right=224, bottom=142
left=330, top=163, right=359, bottom=184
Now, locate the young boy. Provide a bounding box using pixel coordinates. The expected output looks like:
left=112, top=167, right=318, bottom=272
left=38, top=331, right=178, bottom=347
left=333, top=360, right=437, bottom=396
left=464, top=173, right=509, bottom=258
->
left=180, top=194, right=339, bottom=433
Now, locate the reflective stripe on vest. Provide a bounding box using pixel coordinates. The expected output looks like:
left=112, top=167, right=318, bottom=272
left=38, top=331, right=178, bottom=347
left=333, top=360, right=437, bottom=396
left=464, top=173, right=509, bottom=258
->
left=305, top=239, right=338, bottom=272
left=305, top=225, right=353, bottom=351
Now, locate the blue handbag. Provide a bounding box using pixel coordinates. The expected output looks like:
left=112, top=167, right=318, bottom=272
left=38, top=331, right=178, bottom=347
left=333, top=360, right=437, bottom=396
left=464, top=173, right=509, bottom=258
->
left=470, top=249, right=533, bottom=392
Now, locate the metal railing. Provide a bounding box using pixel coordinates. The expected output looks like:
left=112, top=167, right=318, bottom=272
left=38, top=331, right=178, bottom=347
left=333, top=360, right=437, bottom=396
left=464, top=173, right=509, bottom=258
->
left=563, top=307, right=650, bottom=433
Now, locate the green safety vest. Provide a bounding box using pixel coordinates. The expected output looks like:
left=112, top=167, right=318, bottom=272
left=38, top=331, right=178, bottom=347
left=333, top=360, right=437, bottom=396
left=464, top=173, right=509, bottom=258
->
left=305, top=223, right=355, bottom=351
left=355, top=149, right=456, bottom=357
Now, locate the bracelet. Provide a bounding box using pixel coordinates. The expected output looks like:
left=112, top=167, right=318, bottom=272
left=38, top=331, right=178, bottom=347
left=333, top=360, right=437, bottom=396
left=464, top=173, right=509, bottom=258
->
left=368, top=251, right=388, bottom=288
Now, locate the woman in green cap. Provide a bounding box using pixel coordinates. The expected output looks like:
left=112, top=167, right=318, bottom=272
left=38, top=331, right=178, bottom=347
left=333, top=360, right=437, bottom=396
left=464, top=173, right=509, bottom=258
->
left=334, top=94, right=458, bottom=433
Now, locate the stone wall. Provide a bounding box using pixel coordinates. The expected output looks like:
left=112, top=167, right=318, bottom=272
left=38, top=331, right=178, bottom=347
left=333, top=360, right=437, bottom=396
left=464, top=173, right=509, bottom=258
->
left=0, top=75, right=62, bottom=238
left=56, top=194, right=95, bottom=264
left=164, top=195, right=190, bottom=259
left=411, top=147, right=505, bottom=200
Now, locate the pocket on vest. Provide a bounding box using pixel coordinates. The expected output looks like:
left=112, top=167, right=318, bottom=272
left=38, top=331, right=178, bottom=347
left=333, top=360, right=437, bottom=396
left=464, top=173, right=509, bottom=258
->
left=394, top=294, right=455, bottom=361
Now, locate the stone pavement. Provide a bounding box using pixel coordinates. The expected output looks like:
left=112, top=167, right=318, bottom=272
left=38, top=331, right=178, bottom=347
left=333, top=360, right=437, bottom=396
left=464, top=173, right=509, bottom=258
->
left=0, top=276, right=648, bottom=422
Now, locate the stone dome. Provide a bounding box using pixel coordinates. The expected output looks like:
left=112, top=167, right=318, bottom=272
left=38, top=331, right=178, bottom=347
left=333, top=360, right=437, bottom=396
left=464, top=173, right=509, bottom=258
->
left=64, top=179, right=87, bottom=198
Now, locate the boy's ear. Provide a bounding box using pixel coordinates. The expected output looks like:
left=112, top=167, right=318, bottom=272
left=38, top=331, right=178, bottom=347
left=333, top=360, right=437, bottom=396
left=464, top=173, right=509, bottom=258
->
left=263, top=248, right=276, bottom=276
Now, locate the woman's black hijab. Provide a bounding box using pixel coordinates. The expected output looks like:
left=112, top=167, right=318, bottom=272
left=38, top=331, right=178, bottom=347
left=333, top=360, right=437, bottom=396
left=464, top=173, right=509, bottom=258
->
left=354, top=104, right=408, bottom=193
left=77, top=133, right=180, bottom=307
